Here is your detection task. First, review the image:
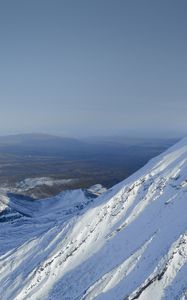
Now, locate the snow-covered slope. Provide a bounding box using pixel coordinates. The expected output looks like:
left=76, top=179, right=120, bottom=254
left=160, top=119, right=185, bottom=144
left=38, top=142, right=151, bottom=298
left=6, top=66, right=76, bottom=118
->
left=0, top=138, right=187, bottom=300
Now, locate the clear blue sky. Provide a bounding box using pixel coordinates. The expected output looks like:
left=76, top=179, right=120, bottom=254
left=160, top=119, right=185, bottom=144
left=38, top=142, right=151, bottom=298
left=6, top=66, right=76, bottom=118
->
left=0, top=0, right=187, bottom=137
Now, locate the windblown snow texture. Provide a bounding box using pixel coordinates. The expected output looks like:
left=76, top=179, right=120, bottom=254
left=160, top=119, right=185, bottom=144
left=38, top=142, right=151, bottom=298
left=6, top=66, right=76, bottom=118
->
left=0, top=138, right=187, bottom=300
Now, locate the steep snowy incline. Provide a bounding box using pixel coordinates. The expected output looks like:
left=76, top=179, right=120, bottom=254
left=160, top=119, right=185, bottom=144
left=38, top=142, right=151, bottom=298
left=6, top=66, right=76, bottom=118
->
left=0, top=138, right=187, bottom=300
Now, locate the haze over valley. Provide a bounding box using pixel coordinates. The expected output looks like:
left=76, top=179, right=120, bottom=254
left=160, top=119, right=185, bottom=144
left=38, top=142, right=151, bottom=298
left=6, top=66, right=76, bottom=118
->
left=0, top=133, right=177, bottom=199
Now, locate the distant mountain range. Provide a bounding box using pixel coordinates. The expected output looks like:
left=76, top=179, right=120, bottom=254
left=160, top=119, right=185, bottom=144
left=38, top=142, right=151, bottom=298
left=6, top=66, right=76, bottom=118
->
left=0, top=133, right=89, bottom=157
left=0, top=133, right=178, bottom=158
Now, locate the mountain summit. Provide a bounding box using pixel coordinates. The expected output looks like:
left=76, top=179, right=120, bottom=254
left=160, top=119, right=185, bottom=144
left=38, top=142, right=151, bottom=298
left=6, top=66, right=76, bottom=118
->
left=0, top=138, right=187, bottom=300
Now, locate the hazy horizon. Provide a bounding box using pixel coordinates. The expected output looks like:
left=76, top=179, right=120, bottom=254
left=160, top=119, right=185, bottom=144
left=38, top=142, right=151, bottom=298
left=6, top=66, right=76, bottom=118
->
left=0, top=130, right=184, bottom=140
left=1, top=0, right=187, bottom=137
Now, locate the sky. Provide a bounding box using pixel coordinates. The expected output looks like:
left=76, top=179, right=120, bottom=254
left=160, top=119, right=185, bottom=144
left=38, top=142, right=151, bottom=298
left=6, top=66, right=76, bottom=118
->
left=0, top=0, right=187, bottom=138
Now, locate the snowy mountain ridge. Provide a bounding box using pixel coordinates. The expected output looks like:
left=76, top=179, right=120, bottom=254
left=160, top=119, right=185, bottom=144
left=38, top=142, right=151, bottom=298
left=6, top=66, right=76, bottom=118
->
left=0, top=137, right=187, bottom=300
